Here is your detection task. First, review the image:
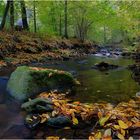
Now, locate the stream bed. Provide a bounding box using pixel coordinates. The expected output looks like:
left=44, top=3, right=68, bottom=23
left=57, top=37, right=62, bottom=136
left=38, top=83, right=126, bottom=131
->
left=0, top=55, right=139, bottom=138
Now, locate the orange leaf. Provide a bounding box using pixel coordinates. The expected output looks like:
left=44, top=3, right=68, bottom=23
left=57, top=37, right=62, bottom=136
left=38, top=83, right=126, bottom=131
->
left=102, top=136, right=112, bottom=140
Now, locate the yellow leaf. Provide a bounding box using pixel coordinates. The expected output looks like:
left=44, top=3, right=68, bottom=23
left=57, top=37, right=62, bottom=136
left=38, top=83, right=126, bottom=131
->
left=104, top=128, right=111, bottom=137
left=94, top=131, right=102, bottom=139
left=72, top=117, right=78, bottom=125
left=118, top=120, right=128, bottom=129
left=117, top=133, right=125, bottom=140
left=128, top=136, right=134, bottom=140
left=99, top=114, right=110, bottom=126
left=120, top=129, right=125, bottom=136
left=54, top=102, right=60, bottom=107
left=40, top=117, right=47, bottom=123
left=98, top=112, right=102, bottom=119
left=48, top=72, right=53, bottom=77
left=63, top=127, right=71, bottom=130
left=89, top=136, right=95, bottom=140
left=113, top=125, right=120, bottom=130
left=46, top=136, right=59, bottom=140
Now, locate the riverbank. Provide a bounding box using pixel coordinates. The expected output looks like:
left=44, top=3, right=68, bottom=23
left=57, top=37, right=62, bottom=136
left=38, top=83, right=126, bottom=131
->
left=0, top=31, right=97, bottom=69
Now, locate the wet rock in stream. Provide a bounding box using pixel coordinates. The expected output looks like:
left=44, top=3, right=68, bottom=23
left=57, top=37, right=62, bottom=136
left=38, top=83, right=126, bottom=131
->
left=21, top=97, right=53, bottom=112
left=25, top=114, right=72, bottom=129
left=92, top=61, right=119, bottom=71
left=47, top=116, right=72, bottom=128
left=128, top=64, right=140, bottom=83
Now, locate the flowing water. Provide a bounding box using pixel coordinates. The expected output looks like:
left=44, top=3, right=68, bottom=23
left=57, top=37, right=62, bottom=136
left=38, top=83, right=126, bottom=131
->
left=0, top=55, right=140, bottom=138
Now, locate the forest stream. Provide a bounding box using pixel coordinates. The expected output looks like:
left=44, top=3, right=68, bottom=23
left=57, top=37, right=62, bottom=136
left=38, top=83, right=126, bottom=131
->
left=0, top=55, right=139, bottom=139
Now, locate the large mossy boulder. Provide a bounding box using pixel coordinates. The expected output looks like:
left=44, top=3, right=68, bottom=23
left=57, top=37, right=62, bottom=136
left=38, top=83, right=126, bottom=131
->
left=7, top=66, right=78, bottom=101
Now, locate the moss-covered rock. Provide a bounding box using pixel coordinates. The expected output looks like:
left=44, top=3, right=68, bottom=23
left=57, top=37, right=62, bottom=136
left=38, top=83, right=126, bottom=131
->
left=7, top=66, right=78, bottom=101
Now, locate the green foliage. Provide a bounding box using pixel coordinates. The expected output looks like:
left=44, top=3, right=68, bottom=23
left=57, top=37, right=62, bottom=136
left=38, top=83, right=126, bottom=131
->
left=0, top=0, right=140, bottom=46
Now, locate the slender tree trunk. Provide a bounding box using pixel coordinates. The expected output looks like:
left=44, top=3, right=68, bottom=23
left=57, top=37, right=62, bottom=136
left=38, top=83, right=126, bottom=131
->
left=0, top=1, right=10, bottom=30
left=64, top=0, right=68, bottom=38
left=104, top=25, right=107, bottom=45
left=33, top=0, right=37, bottom=32
left=59, top=14, right=62, bottom=36
left=10, top=0, right=14, bottom=30
left=20, top=0, right=29, bottom=30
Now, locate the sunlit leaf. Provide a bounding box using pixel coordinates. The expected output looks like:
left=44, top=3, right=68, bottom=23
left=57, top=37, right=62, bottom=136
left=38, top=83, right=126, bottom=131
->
left=118, top=120, right=129, bottom=129
left=113, top=125, right=120, bottom=130
left=89, top=135, right=95, bottom=140
left=117, top=132, right=125, bottom=140
left=128, top=136, right=134, bottom=140
left=102, top=136, right=112, bottom=140
left=98, top=111, right=102, bottom=119
left=99, top=114, right=110, bottom=126
left=94, top=131, right=102, bottom=139
left=72, top=116, right=78, bottom=125
left=120, top=129, right=125, bottom=136
left=133, top=122, right=140, bottom=127
left=46, top=136, right=59, bottom=140
left=104, top=128, right=112, bottom=137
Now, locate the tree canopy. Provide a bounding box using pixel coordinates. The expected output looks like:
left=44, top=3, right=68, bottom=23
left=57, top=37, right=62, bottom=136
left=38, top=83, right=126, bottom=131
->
left=0, top=0, right=140, bottom=45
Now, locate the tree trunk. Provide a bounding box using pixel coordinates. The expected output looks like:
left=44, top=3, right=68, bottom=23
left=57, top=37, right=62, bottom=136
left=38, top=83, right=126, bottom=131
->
left=33, top=0, right=37, bottom=32
left=10, top=0, right=14, bottom=30
left=20, top=0, right=29, bottom=30
left=0, top=1, right=10, bottom=30
left=104, top=25, right=107, bottom=45
left=59, top=14, right=62, bottom=36
left=64, top=0, right=68, bottom=38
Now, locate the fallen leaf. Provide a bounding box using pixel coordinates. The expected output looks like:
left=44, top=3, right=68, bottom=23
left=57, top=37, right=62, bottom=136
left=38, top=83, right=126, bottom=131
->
left=89, top=135, right=95, bottom=140
left=99, top=114, right=111, bottom=126
left=104, top=128, right=111, bottom=137
left=118, top=120, right=128, bottom=129
left=46, top=136, right=59, bottom=140
left=113, top=125, right=120, bottom=130
left=120, top=129, right=125, bottom=136
left=98, top=112, right=102, bottom=119
left=132, top=122, right=140, bottom=128
left=72, top=116, right=78, bottom=125
left=102, top=136, right=112, bottom=140
left=128, top=136, right=134, bottom=140
left=117, top=132, right=125, bottom=140
left=94, top=131, right=102, bottom=139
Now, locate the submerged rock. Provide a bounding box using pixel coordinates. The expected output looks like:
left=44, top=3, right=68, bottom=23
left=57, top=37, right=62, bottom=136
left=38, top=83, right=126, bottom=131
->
left=92, top=61, right=119, bottom=71
left=21, top=97, right=53, bottom=112
left=47, top=116, right=72, bottom=128
left=7, top=66, right=78, bottom=101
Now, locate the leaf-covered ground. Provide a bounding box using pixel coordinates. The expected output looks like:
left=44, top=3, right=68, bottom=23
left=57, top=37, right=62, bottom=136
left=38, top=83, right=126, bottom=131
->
left=0, top=31, right=96, bottom=69
left=24, top=92, right=140, bottom=140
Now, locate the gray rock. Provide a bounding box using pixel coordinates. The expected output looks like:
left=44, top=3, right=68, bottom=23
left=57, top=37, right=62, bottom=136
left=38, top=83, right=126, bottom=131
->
left=47, top=116, right=72, bottom=128
left=7, top=66, right=78, bottom=101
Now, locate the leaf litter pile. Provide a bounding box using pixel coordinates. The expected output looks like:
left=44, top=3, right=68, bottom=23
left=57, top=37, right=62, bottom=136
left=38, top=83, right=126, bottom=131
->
left=23, top=92, right=140, bottom=140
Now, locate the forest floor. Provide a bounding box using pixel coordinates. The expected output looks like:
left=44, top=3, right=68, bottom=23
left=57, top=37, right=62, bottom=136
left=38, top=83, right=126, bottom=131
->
left=0, top=31, right=97, bottom=70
